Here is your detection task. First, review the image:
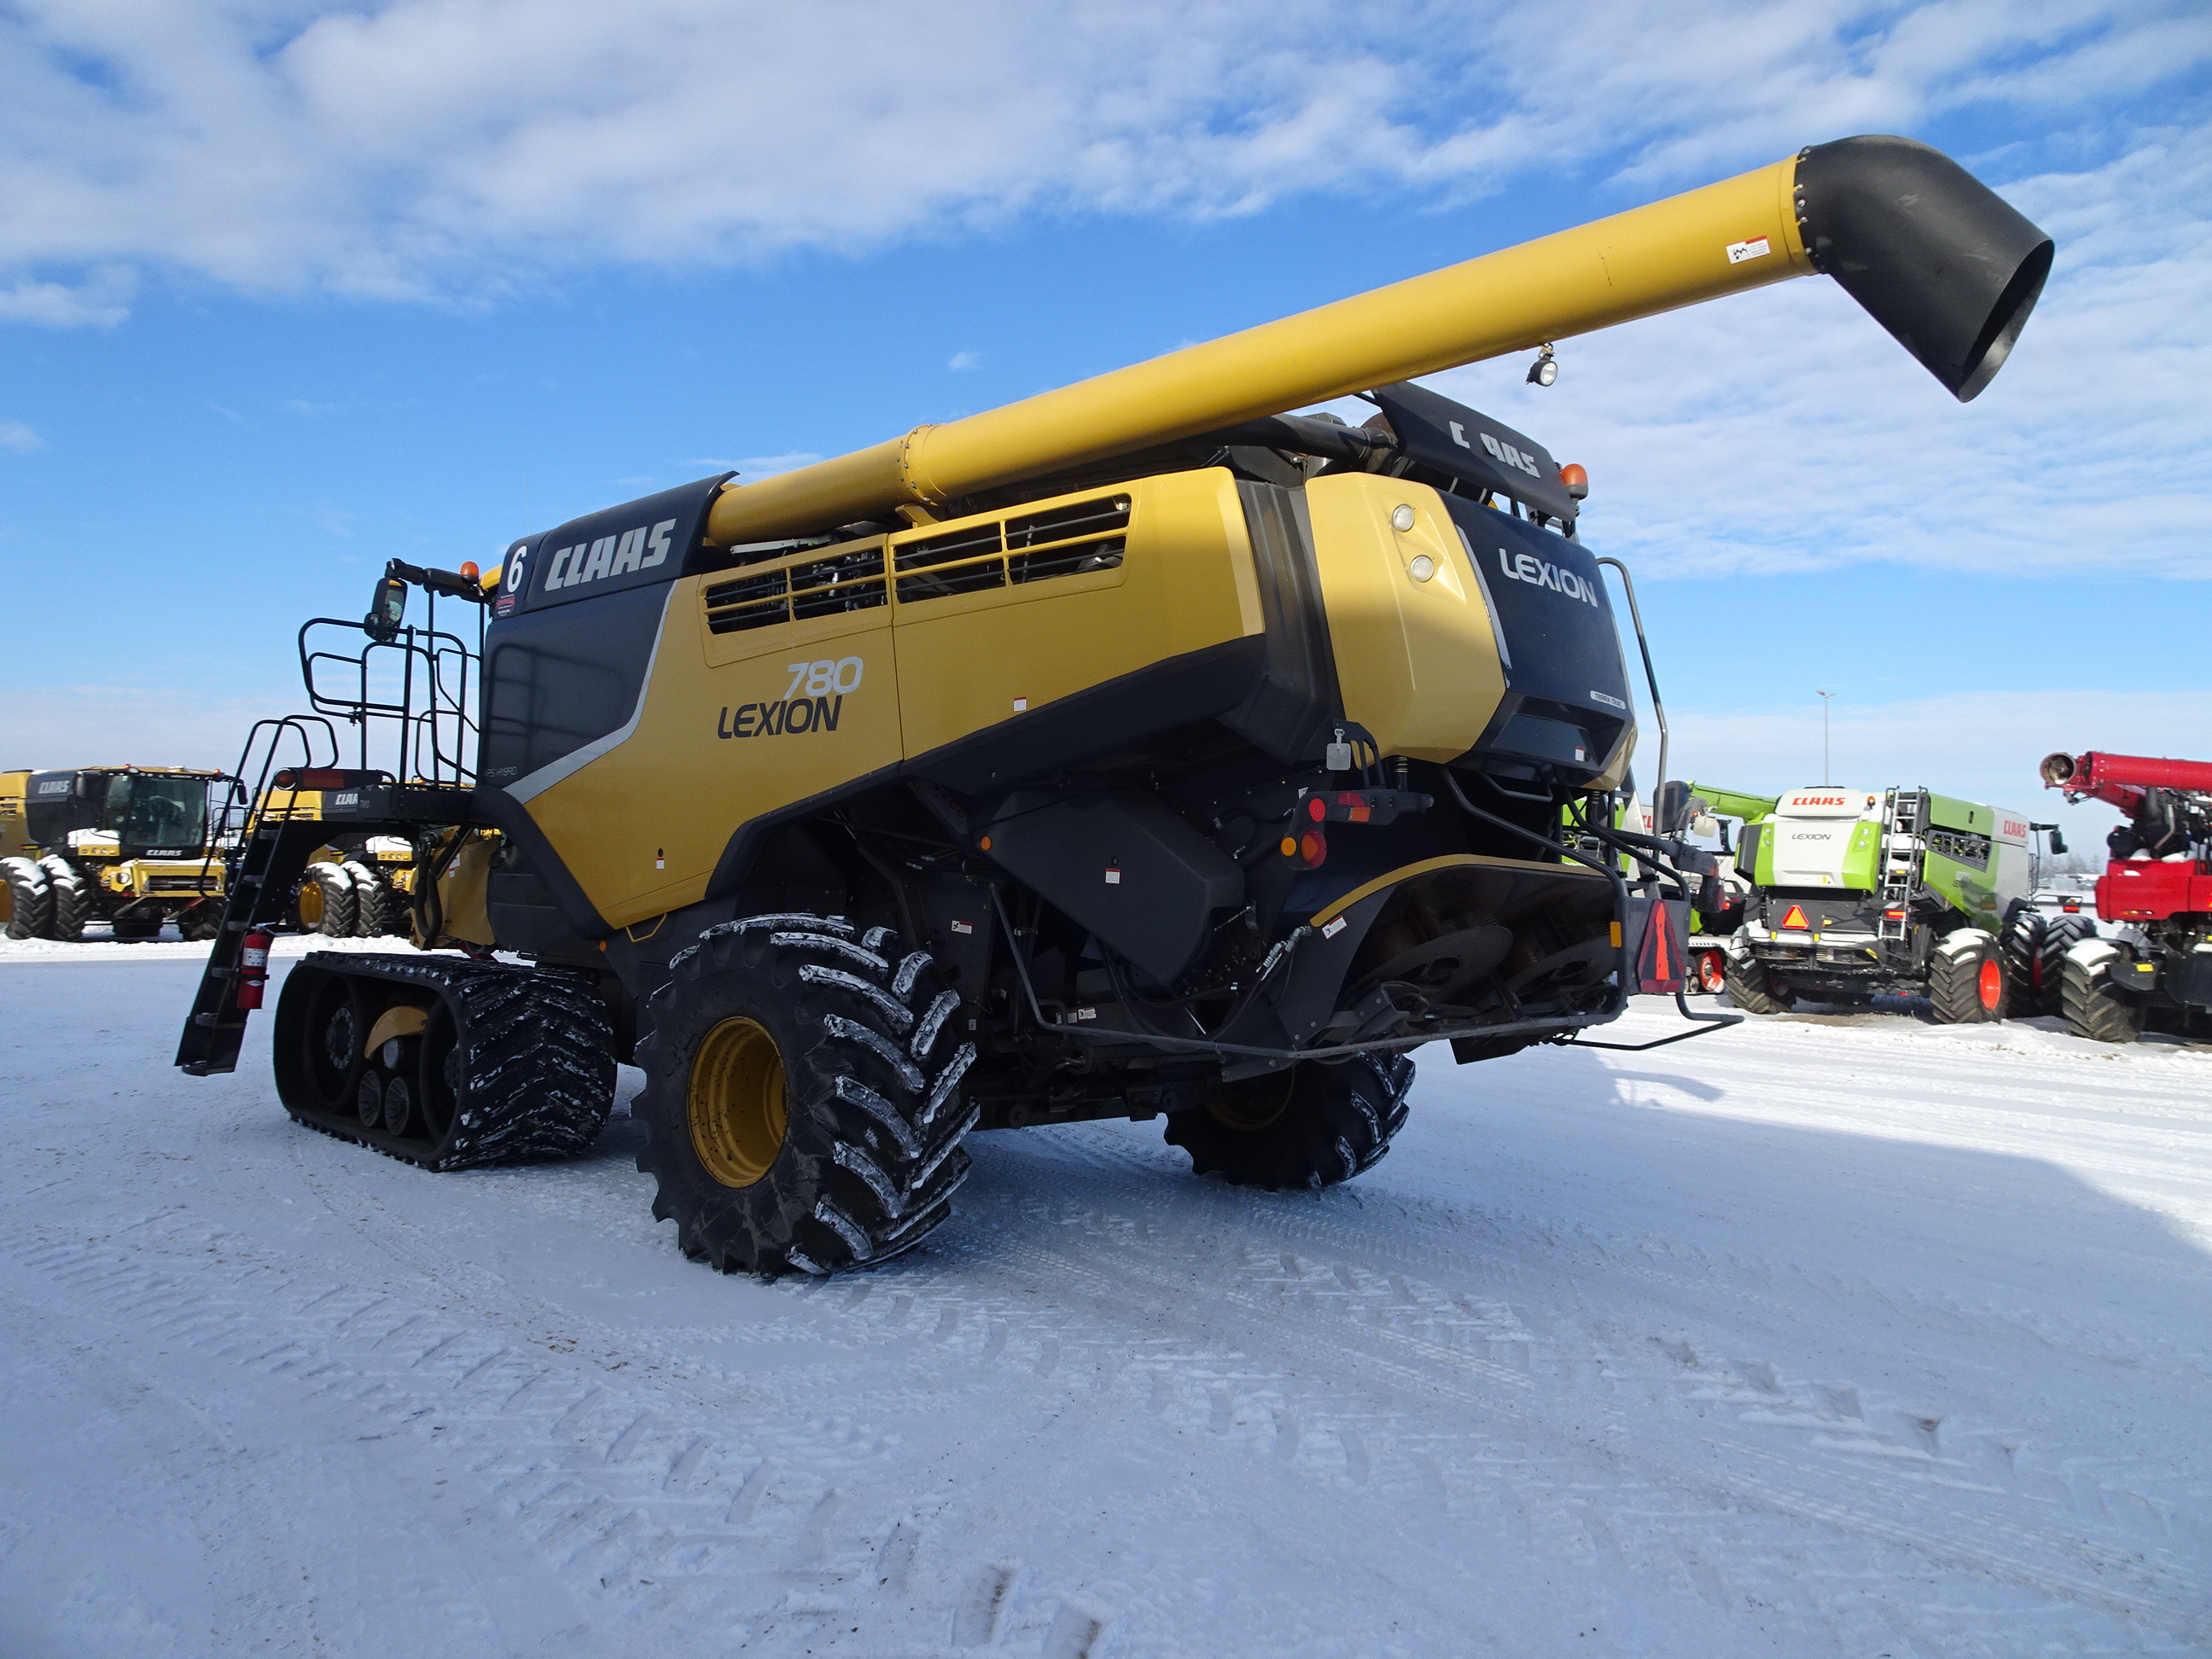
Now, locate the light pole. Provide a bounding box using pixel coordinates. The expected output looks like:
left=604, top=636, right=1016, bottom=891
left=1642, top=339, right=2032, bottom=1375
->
left=1816, top=690, right=1836, bottom=784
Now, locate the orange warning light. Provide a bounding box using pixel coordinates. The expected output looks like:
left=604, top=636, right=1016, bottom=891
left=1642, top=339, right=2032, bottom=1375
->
left=1779, top=904, right=1809, bottom=930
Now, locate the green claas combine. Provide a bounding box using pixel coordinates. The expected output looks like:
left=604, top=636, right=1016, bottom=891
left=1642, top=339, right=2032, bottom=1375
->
left=178, top=137, right=2050, bottom=1275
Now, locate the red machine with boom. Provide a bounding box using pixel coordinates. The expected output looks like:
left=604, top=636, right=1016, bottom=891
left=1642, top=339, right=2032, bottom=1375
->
left=2040, top=749, right=2212, bottom=1042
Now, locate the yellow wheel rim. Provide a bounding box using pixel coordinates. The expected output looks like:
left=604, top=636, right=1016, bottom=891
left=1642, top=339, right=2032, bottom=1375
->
left=298, top=882, right=323, bottom=927
left=1206, top=1069, right=1295, bottom=1133
left=688, top=1017, right=789, bottom=1188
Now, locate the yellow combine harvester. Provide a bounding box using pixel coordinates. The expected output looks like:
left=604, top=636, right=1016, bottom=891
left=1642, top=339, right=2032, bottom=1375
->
left=179, top=137, right=2050, bottom=1275
left=3, top=765, right=226, bottom=940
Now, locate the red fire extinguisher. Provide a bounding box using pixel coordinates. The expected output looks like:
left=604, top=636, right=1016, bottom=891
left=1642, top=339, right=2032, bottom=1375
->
left=236, top=928, right=273, bottom=1010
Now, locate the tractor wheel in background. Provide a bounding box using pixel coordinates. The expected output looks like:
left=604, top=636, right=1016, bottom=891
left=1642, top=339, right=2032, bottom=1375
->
left=1722, top=952, right=1792, bottom=1015
left=304, top=861, right=358, bottom=938
left=273, top=952, right=616, bottom=1167
left=1696, top=949, right=1728, bottom=994
left=1164, top=1051, right=1412, bottom=1190
left=633, top=915, right=979, bottom=1276
left=176, top=901, right=222, bottom=942
left=2000, top=905, right=2051, bottom=1015
left=1928, top=928, right=2007, bottom=1023
left=39, top=856, right=91, bottom=942
left=344, top=859, right=393, bottom=936
left=2, top=857, right=52, bottom=940
left=2060, top=939, right=2143, bottom=1045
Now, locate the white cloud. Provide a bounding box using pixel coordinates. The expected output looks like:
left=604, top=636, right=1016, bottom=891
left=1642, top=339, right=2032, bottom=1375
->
left=0, top=2, right=2199, bottom=314
left=0, top=420, right=44, bottom=452
left=0, top=682, right=294, bottom=774
left=0, top=265, right=132, bottom=326
left=1419, top=126, right=2212, bottom=579
left=733, top=452, right=824, bottom=480
left=947, top=351, right=982, bottom=371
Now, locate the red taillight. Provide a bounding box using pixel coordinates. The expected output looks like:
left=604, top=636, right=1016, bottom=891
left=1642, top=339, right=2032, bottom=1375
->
left=1883, top=908, right=1905, bottom=921
left=236, top=928, right=273, bottom=1010
left=1307, top=796, right=1326, bottom=822
left=1298, top=830, right=1328, bottom=868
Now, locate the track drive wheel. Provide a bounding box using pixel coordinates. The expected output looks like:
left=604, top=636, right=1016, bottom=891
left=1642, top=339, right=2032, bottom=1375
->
left=2, top=856, right=52, bottom=940
left=176, top=900, right=222, bottom=942
left=1164, top=1051, right=1412, bottom=1190
left=1928, top=928, right=2006, bottom=1023
left=633, top=915, right=979, bottom=1276
left=2060, top=939, right=2143, bottom=1045
left=1721, top=950, right=1792, bottom=1015
left=272, top=953, right=616, bottom=1167
left=305, top=861, right=358, bottom=937
left=344, top=859, right=393, bottom=936
left=38, top=856, right=91, bottom=942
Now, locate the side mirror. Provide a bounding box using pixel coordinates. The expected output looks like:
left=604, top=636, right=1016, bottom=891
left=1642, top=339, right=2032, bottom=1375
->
left=2048, top=829, right=2067, bottom=856
left=1691, top=813, right=1721, bottom=840
left=1655, top=779, right=1691, bottom=835
left=72, top=772, right=98, bottom=800
left=365, top=570, right=408, bottom=643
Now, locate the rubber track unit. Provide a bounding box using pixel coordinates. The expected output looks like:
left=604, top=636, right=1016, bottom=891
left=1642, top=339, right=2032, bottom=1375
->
left=276, top=951, right=616, bottom=1171
left=1163, top=1051, right=1413, bottom=1190
left=1927, top=927, right=2005, bottom=1025
left=306, top=861, right=358, bottom=938
left=1722, top=950, right=1792, bottom=1016
left=2, top=856, right=51, bottom=940
left=39, top=855, right=91, bottom=942
left=632, top=913, right=980, bottom=1277
left=2060, top=939, right=2143, bottom=1045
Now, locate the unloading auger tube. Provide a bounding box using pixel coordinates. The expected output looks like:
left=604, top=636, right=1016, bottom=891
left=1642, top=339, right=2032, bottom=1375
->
left=177, top=132, right=2047, bottom=1280
left=707, top=134, right=2051, bottom=544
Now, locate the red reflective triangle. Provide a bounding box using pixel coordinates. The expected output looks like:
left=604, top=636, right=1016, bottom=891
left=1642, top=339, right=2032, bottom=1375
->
left=1779, top=904, right=1809, bottom=930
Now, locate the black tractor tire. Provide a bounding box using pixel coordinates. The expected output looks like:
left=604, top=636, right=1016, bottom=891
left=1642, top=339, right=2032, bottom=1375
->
left=39, top=856, right=93, bottom=942
left=2001, top=907, right=2094, bottom=1017
left=1163, top=1051, right=1413, bottom=1190
left=633, top=915, right=979, bottom=1277
left=304, top=861, right=358, bottom=938
left=176, top=900, right=223, bottom=942
left=273, top=952, right=617, bottom=1168
left=1928, top=927, right=2007, bottom=1024
left=2, top=856, right=52, bottom=940
left=344, top=859, right=393, bottom=937
left=1722, top=950, right=1792, bottom=1015
left=2060, top=939, right=2143, bottom=1045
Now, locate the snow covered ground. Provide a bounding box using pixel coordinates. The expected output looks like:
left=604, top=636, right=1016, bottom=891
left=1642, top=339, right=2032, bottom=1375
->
left=2, top=936, right=2208, bottom=1657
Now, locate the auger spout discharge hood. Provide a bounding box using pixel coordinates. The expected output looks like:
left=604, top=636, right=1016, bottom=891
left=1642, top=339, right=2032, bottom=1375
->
left=704, top=134, right=2052, bottom=546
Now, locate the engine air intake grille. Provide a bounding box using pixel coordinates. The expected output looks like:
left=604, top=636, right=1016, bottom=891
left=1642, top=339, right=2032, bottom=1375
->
left=895, top=496, right=1132, bottom=604
left=705, top=550, right=887, bottom=633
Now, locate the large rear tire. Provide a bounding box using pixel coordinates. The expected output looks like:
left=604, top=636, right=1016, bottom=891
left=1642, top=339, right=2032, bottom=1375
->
left=1722, top=951, right=1792, bottom=1015
left=2, top=857, right=52, bottom=940
left=2060, top=939, right=2143, bottom=1045
left=39, top=856, right=91, bottom=942
left=1163, top=1052, right=1412, bottom=1190
left=633, top=915, right=979, bottom=1276
left=345, top=859, right=393, bottom=937
left=305, top=861, right=358, bottom=938
left=1929, top=927, right=2007, bottom=1023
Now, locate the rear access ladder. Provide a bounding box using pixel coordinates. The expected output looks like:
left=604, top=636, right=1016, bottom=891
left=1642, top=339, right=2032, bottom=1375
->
left=1877, top=788, right=1929, bottom=952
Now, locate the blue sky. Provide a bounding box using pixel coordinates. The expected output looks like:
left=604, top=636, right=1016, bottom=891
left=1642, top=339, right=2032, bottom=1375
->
left=3, top=0, right=2208, bottom=843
